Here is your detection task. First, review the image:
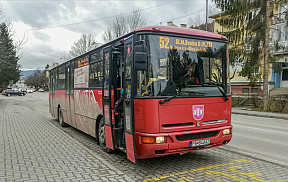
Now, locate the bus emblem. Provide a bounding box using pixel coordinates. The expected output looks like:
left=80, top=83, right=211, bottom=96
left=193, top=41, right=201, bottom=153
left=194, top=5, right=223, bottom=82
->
left=192, top=105, right=204, bottom=121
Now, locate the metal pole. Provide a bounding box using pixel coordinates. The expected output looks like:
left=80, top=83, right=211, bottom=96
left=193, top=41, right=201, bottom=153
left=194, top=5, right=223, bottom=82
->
left=206, top=0, right=208, bottom=31
left=263, top=0, right=271, bottom=110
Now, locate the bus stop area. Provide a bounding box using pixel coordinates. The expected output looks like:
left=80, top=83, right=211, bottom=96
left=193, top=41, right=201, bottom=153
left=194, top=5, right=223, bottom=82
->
left=0, top=93, right=288, bottom=182
left=0, top=95, right=133, bottom=182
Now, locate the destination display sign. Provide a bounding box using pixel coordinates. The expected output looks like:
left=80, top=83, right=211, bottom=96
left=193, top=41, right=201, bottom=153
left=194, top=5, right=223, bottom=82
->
left=77, top=57, right=89, bottom=68
left=159, top=36, right=213, bottom=52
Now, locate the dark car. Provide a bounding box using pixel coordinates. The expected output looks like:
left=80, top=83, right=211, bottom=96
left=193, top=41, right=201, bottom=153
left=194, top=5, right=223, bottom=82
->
left=5, top=90, right=25, bottom=96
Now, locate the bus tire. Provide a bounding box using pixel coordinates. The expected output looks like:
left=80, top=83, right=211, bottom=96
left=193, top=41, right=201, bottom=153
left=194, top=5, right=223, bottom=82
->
left=58, top=109, right=67, bottom=127
left=98, top=118, right=113, bottom=153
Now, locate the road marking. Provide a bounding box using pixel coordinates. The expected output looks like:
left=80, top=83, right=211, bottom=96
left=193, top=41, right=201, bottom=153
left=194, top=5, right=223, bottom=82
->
left=233, top=124, right=288, bottom=135
left=233, top=159, right=254, bottom=163
left=205, top=170, right=248, bottom=182
left=141, top=163, right=235, bottom=182
left=228, top=166, right=284, bottom=182
left=141, top=159, right=286, bottom=182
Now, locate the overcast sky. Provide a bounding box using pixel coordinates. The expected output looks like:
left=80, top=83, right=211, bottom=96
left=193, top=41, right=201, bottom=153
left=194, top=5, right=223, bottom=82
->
left=1, top=0, right=217, bottom=70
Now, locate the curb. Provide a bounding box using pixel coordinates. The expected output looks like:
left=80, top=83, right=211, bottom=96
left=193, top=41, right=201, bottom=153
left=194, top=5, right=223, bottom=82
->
left=232, top=111, right=288, bottom=120
left=218, top=145, right=288, bottom=168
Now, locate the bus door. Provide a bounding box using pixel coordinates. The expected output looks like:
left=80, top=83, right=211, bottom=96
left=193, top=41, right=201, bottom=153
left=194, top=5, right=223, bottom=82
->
left=123, top=37, right=137, bottom=163
left=103, top=46, right=115, bottom=150
left=50, top=69, right=56, bottom=117
left=65, top=62, right=76, bottom=127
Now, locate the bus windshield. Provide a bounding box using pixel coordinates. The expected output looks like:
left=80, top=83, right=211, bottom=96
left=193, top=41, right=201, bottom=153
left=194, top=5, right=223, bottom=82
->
left=137, top=35, right=229, bottom=97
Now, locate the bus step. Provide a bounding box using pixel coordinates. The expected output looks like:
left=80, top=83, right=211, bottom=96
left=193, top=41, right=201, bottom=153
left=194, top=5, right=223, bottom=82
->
left=118, top=147, right=126, bottom=153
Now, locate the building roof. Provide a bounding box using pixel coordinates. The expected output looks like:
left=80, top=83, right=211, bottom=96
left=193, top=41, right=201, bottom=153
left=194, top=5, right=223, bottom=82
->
left=209, top=12, right=226, bottom=19
left=135, top=26, right=226, bottom=40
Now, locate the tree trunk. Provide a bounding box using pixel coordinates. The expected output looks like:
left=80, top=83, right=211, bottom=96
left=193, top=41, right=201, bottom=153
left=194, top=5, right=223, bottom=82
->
left=263, top=0, right=271, bottom=110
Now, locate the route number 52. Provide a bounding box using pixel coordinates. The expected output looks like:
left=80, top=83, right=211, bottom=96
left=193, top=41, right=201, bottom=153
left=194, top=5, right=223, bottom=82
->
left=160, top=37, right=169, bottom=49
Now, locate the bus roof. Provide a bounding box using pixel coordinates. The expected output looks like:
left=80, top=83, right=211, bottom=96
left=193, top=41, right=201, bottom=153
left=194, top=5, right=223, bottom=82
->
left=135, top=26, right=227, bottom=40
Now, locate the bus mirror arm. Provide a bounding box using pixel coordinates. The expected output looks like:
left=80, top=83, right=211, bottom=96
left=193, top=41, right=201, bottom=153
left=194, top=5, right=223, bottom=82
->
left=217, top=86, right=229, bottom=102
left=159, top=95, right=177, bottom=104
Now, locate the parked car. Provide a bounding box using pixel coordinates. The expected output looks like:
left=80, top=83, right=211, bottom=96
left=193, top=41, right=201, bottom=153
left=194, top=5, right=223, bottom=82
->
left=5, top=89, right=25, bottom=96
left=2, top=90, right=7, bottom=95
left=38, top=88, right=44, bottom=92
left=26, top=88, right=34, bottom=93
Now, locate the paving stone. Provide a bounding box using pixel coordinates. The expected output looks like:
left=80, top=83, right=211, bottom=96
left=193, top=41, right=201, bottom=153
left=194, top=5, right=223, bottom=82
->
left=2, top=93, right=288, bottom=182
left=0, top=97, right=133, bottom=182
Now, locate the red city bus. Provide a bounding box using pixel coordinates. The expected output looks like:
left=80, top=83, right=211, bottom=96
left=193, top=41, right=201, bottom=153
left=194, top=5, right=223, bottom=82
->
left=49, top=26, right=232, bottom=163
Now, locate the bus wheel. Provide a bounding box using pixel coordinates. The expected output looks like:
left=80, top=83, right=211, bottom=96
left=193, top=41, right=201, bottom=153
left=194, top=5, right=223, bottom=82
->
left=59, top=109, right=67, bottom=127
left=98, top=118, right=113, bottom=153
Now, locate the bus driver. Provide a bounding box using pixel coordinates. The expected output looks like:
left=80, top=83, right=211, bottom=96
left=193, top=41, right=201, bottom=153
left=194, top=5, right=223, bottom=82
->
left=182, top=62, right=199, bottom=85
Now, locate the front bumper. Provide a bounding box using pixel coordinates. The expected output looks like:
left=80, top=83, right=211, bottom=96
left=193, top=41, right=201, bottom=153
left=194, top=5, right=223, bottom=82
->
left=134, top=125, right=232, bottom=159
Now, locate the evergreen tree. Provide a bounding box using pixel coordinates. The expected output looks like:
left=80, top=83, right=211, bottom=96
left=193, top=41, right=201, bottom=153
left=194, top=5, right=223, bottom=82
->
left=212, top=0, right=287, bottom=82
left=0, top=22, right=20, bottom=89
left=212, top=0, right=288, bottom=110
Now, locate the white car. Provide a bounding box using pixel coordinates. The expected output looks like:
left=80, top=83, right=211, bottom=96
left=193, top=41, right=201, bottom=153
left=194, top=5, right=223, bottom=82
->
left=38, top=88, right=44, bottom=92
left=26, top=89, right=34, bottom=93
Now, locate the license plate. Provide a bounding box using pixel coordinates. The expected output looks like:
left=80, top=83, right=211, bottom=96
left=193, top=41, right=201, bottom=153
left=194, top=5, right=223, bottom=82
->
left=190, top=139, right=210, bottom=147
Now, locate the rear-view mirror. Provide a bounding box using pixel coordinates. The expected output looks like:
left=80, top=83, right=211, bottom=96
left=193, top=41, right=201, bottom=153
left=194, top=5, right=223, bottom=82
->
left=134, top=44, right=147, bottom=70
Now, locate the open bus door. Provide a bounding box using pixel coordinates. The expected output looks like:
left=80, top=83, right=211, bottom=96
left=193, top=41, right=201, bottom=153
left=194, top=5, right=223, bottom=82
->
left=102, top=46, right=115, bottom=150
left=50, top=69, right=56, bottom=117
left=123, top=37, right=137, bottom=163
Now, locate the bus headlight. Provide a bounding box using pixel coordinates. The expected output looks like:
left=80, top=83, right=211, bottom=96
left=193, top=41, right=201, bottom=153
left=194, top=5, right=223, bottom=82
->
left=156, top=136, right=165, bottom=144
left=223, top=129, right=231, bottom=135
left=141, top=136, right=165, bottom=144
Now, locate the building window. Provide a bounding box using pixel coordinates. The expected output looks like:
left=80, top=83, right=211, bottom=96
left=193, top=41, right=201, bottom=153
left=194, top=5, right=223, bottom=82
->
left=251, top=88, right=258, bottom=93
left=282, top=63, right=288, bottom=81
left=242, top=88, right=249, bottom=94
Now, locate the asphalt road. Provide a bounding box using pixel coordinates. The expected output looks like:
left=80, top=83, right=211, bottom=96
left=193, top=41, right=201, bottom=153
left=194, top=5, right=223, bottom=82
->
left=230, top=114, right=288, bottom=165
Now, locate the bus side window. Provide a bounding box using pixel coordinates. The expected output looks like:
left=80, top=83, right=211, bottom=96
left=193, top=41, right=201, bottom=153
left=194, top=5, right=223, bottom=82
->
left=89, top=62, right=99, bottom=87
left=89, top=51, right=103, bottom=88
left=57, top=65, right=66, bottom=89
left=98, top=61, right=103, bottom=86
left=70, top=62, right=74, bottom=94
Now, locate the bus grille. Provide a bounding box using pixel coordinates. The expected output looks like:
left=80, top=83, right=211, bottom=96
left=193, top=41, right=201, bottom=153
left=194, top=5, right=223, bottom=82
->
left=176, top=131, right=219, bottom=141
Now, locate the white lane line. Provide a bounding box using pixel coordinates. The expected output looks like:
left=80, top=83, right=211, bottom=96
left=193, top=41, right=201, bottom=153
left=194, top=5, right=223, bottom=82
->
left=233, top=124, right=288, bottom=135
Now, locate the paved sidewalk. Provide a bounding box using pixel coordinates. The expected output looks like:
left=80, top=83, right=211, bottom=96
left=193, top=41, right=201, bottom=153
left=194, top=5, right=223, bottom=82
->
left=0, top=99, right=133, bottom=182
left=232, top=107, right=288, bottom=120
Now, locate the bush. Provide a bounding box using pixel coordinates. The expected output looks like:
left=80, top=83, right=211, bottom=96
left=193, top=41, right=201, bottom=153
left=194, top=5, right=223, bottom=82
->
left=266, top=95, right=288, bottom=113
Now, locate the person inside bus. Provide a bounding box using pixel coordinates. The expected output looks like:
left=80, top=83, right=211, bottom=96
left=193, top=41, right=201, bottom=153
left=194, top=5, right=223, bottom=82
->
left=182, top=62, right=199, bottom=86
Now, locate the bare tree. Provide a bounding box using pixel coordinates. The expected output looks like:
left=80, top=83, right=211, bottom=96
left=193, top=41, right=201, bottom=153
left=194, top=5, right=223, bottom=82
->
left=102, top=10, right=146, bottom=43
left=70, top=34, right=101, bottom=58
left=102, top=25, right=114, bottom=44
left=112, top=14, right=127, bottom=39
left=127, top=9, right=147, bottom=31
left=188, top=14, right=203, bottom=28
left=25, top=70, right=48, bottom=88
left=0, top=4, right=4, bottom=21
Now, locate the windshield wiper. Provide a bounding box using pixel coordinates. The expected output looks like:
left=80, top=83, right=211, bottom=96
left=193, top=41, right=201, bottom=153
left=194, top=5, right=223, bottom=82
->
left=202, top=83, right=229, bottom=102
left=217, top=86, right=229, bottom=101
left=159, top=95, right=177, bottom=104
left=182, top=90, right=205, bottom=96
